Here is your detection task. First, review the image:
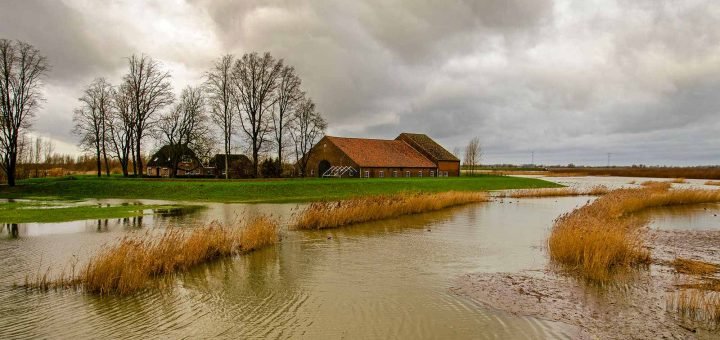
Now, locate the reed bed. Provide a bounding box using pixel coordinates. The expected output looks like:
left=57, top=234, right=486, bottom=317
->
left=670, top=178, right=687, bottom=184
left=548, top=186, right=720, bottom=282
left=499, top=185, right=609, bottom=198
left=705, top=181, right=720, bottom=186
left=294, top=191, right=489, bottom=230
left=26, top=216, right=279, bottom=295
left=546, top=167, right=720, bottom=180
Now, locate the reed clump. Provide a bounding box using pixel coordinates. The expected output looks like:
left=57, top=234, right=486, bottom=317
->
left=501, top=185, right=610, bottom=198
left=27, top=216, right=279, bottom=295
left=670, top=178, right=687, bottom=184
left=548, top=186, right=720, bottom=282
left=673, top=258, right=719, bottom=275
left=294, top=191, right=488, bottom=230
left=705, top=181, right=720, bottom=186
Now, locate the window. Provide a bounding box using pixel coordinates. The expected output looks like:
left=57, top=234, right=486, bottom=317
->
left=430, top=171, right=434, bottom=177
left=444, top=171, right=449, bottom=177
left=364, top=170, right=370, bottom=178
left=310, top=169, right=314, bottom=176
left=393, top=170, right=398, bottom=178
left=418, top=171, right=422, bottom=177
left=405, top=171, right=411, bottom=178
left=379, top=170, right=384, bottom=178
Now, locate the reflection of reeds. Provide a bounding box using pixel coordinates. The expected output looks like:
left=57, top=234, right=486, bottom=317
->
left=26, top=216, right=279, bottom=295
left=294, top=191, right=488, bottom=230
left=670, top=178, right=687, bottom=184
left=667, top=289, right=720, bottom=327
left=548, top=186, right=720, bottom=282
left=705, top=181, right=720, bottom=186
left=500, top=185, right=609, bottom=198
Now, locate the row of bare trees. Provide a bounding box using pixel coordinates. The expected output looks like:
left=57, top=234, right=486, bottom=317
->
left=206, top=52, right=326, bottom=178
left=73, top=52, right=327, bottom=178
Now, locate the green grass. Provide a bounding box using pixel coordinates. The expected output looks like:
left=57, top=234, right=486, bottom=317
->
left=0, top=175, right=561, bottom=203
left=0, top=201, right=201, bottom=223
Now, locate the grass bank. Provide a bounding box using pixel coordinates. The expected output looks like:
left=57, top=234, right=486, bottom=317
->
left=498, top=185, right=609, bottom=198
left=294, top=191, right=488, bottom=230
left=548, top=186, right=720, bottom=282
left=26, top=216, right=279, bottom=295
left=0, top=200, right=201, bottom=223
left=0, top=175, right=560, bottom=203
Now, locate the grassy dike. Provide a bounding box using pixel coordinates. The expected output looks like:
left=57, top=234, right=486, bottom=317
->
left=0, top=175, right=561, bottom=203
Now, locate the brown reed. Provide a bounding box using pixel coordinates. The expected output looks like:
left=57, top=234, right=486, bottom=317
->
left=293, top=191, right=489, bottom=230
left=500, top=185, right=610, bottom=198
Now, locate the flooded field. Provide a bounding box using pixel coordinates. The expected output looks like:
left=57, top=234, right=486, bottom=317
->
left=1, top=176, right=719, bottom=338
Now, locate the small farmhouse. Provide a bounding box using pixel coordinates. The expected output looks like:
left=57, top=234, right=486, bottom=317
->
left=304, top=133, right=460, bottom=178
left=146, top=145, right=209, bottom=177
left=208, top=154, right=254, bottom=178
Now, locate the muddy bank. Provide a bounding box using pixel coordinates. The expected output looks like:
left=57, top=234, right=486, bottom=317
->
left=451, top=229, right=720, bottom=339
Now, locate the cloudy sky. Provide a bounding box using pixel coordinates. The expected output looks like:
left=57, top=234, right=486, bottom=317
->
left=1, top=0, right=719, bottom=166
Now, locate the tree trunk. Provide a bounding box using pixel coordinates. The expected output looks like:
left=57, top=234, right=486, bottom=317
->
left=252, top=148, right=259, bottom=178
left=224, top=152, right=229, bottom=180
left=135, top=136, right=143, bottom=177
left=7, top=156, right=16, bottom=187
left=96, top=149, right=101, bottom=177
left=102, top=145, right=110, bottom=176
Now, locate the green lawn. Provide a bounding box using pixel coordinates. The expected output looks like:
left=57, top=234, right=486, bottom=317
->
left=0, top=201, right=201, bottom=223
left=0, top=175, right=562, bottom=204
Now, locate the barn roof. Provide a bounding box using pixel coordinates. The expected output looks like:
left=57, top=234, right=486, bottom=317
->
left=397, top=133, right=460, bottom=162
left=325, top=136, right=436, bottom=168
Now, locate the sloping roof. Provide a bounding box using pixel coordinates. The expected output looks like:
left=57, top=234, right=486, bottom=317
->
left=325, top=136, right=436, bottom=168
left=147, top=145, right=200, bottom=167
left=397, top=133, right=459, bottom=162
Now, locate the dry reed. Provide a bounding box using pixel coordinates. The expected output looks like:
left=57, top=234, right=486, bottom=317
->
left=294, top=191, right=488, bottom=230
left=670, top=178, right=687, bottom=184
left=705, top=181, right=720, bottom=186
left=500, top=185, right=609, bottom=198
left=673, top=258, right=719, bottom=275
left=26, top=216, right=279, bottom=295
left=548, top=186, right=720, bottom=282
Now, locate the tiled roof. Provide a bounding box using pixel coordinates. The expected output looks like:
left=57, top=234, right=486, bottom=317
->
left=325, top=136, right=436, bottom=168
left=397, top=133, right=459, bottom=162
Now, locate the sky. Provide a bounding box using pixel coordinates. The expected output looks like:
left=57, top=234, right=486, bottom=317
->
left=1, top=0, right=719, bottom=166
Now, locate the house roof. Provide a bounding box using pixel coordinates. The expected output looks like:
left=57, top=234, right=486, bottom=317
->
left=325, top=136, right=436, bottom=168
left=397, top=133, right=459, bottom=162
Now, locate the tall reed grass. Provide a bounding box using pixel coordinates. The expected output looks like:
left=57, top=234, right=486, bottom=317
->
left=499, top=185, right=609, bottom=198
left=294, top=191, right=488, bottom=230
left=668, top=289, right=720, bottom=327
left=548, top=186, right=720, bottom=282
left=26, top=216, right=279, bottom=295
left=705, top=181, right=720, bottom=186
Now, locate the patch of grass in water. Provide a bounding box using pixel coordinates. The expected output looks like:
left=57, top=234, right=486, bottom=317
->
left=0, top=200, right=204, bottom=223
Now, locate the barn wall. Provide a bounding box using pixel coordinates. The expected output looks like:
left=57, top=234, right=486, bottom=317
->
left=304, top=137, right=360, bottom=177
left=438, top=161, right=461, bottom=177
left=358, top=167, right=438, bottom=178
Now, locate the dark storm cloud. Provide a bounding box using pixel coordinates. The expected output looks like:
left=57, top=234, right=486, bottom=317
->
left=1, top=0, right=719, bottom=164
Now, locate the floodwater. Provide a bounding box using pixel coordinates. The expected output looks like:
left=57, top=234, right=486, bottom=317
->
left=0, top=177, right=718, bottom=339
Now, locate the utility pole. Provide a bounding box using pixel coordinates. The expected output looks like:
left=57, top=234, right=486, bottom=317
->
left=607, top=153, right=612, bottom=167
left=531, top=151, right=534, bottom=165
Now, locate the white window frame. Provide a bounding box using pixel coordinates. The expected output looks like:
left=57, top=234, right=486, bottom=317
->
left=418, top=171, right=422, bottom=177
left=379, top=170, right=384, bottom=178
left=430, top=171, right=434, bottom=177
left=405, top=171, right=411, bottom=178
left=393, top=170, right=398, bottom=178
left=364, top=170, right=370, bottom=178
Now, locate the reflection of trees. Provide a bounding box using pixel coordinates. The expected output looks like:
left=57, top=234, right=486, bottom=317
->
left=5, top=223, right=18, bottom=238
left=121, top=216, right=144, bottom=229
left=96, top=219, right=109, bottom=232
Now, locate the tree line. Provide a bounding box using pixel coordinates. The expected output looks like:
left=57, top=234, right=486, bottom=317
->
left=73, top=52, right=327, bottom=178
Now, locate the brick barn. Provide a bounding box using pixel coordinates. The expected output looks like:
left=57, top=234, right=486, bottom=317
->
left=304, top=133, right=460, bottom=178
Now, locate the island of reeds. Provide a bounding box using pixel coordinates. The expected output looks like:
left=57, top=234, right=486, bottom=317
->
left=294, top=191, right=488, bottom=230
left=25, top=216, right=279, bottom=295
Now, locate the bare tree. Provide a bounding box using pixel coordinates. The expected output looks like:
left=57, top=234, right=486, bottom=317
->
left=232, top=52, right=283, bottom=177
left=289, top=98, right=326, bottom=177
left=0, top=39, right=49, bottom=186
left=158, top=86, right=207, bottom=177
left=124, top=54, right=173, bottom=176
left=206, top=54, right=235, bottom=179
left=108, top=83, right=134, bottom=176
left=271, top=65, right=303, bottom=177
left=464, top=137, right=482, bottom=175
left=72, top=78, right=113, bottom=177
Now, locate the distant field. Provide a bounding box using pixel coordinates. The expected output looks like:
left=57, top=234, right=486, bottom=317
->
left=545, top=167, right=720, bottom=180
left=0, top=175, right=562, bottom=203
